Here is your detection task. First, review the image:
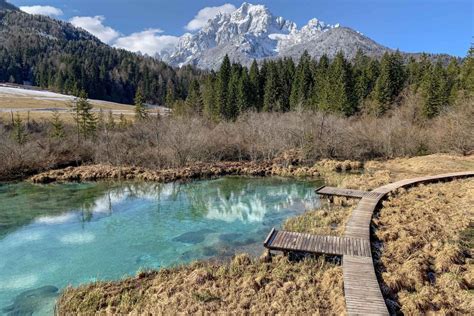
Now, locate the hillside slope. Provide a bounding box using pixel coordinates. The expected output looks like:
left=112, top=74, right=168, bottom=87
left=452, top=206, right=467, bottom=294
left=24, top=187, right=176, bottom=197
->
left=0, top=5, right=198, bottom=104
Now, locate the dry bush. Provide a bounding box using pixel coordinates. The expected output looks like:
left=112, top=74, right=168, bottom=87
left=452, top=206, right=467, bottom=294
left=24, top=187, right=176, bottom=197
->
left=1, top=94, right=473, bottom=181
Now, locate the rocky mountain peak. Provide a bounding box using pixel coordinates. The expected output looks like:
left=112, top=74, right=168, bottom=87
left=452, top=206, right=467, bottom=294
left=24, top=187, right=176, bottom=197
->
left=160, top=2, right=390, bottom=69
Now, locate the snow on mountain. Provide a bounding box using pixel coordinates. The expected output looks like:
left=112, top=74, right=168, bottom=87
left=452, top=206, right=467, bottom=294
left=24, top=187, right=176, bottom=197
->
left=160, top=2, right=390, bottom=69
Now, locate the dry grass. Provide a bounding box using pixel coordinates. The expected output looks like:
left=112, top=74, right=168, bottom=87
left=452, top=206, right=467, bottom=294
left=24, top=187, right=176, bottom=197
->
left=283, top=203, right=353, bottom=237
left=57, top=254, right=346, bottom=315
left=373, top=179, right=474, bottom=314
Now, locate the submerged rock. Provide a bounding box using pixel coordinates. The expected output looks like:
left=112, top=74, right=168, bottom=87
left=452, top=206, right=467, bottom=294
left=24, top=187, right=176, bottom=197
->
left=172, top=228, right=214, bottom=244
left=2, top=285, right=59, bottom=316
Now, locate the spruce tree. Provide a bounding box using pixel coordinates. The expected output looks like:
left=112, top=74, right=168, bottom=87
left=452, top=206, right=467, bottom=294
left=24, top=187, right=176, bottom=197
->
left=106, top=110, right=116, bottom=130
left=216, top=55, right=231, bottom=120
left=11, top=113, right=27, bottom=145
left=328, top=52, right=356, bottom=115
left=134, top=90, right=148, bottom=120
left=312, top=55, right=331, bottom=111
left=71, top=90, right=97, bottom=140
left=263, top=61, right=280, bottom=111
left=290, top=51, right=313, bottom=110
left=460, top=47, right=474, bottom=95
left=202, top=75, right=218, bottom=120
left=50, top=111, right=65, bottom=139
left=249, top=60, right=262, bottom=110
left=421, top=61, right=449, bottom=118
left=237, top=68, right=252, bottom=113
left=185, top=79, right=204, bottom=115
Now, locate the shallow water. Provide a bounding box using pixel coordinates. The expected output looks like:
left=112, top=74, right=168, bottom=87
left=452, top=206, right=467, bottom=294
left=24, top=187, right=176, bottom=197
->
left=0, top=177, right=321, bottom=315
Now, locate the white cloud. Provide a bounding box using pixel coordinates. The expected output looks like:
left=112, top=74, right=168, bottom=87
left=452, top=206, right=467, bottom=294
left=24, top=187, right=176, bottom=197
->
left=114, top=29, right=179, bottom=57
left=70, top=15, right=120, bottom=44
left=20, top=5, right=63, bottom=17
left=185, top=3, right=236, bottom=31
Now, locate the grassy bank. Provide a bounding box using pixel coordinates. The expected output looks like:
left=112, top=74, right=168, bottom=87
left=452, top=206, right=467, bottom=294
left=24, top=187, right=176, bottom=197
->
left=374, top=179, right=474, bottom=314
left=56, top=154, right=473, bottom=314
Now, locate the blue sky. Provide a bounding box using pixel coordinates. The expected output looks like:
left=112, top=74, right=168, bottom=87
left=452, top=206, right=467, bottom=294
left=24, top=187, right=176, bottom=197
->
left=9, top=0, right=474, bottom=57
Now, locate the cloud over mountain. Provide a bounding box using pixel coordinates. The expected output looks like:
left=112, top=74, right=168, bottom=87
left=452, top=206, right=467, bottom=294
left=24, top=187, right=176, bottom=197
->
left=20, top=5, right=63, bottom=17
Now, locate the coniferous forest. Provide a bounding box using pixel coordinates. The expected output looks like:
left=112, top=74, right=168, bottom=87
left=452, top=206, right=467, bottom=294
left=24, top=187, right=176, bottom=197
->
left=180, top=49, right=473, bottom=120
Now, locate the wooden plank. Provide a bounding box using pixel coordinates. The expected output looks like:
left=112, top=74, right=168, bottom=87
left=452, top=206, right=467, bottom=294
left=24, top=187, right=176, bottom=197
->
left=315, top=186, right=368, bottom=199
left=263, top=228, right=276, bottom=246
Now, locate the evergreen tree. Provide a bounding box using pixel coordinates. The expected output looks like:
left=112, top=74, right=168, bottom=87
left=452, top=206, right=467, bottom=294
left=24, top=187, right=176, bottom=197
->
left=50, top=111, right=65, bottom=139
left=373, top=52, right=405, bottom=115
left=202, top=74, right=218, bottom=120
left=290, top=51, right=313, bottom=110
left=185, top=79, right=204, bottom=115
left=328, top=52, right=356, bottom=115
left=216, top=55, right=232, bottom=120
left=71, top=90, right=97, bottom=140
left=118, top=113, right=128, bottom=129
left=134, top=90, right=148, bottom=120
left=460, top=47, right=474, bottom=95
left=106, top=110, right=115, bottom=130
left=312, top=55, right=331, bottom=111
left=97, top=109, right=105, bottom=130
left=11, top=113, right=27, bottom=145
left=421, top=61, right=450, bottom=118
left=237, top=67, right=252, bottom=113
left=263, top=61, right=281, bottom=111
left=249, top=59, right=262, bottom=110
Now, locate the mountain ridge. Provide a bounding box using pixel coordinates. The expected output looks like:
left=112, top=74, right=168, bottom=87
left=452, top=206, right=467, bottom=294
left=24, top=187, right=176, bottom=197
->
left=160, top=2, right=392, bottom=69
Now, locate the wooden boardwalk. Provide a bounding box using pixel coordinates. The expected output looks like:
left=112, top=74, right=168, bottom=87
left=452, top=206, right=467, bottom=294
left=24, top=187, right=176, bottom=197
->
left=264, top=171, right=474, bottom=316
left=315, top=185, right=368, bottom=199
left=264, top=229, right=371, bottom=257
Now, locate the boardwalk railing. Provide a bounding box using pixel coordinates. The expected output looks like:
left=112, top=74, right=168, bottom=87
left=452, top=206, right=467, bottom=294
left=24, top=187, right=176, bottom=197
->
left=264, top=171, right=474, bottom=316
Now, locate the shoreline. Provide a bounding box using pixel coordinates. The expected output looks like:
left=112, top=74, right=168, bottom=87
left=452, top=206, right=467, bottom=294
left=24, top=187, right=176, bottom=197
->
left=28, top=159, right=362, bottom=184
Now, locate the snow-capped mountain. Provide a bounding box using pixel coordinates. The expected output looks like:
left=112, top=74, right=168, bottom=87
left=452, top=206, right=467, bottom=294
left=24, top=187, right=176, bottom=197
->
left=161, top=2, right=390, bottom=69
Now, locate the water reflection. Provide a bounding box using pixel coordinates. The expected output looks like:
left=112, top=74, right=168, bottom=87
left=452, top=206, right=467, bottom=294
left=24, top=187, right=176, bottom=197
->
left=0, top=177, right=322, bottom=316
left=26, top=179, right=320, bottom=227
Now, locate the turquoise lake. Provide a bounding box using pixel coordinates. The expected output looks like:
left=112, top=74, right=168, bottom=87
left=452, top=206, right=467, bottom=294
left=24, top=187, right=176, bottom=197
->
left=0, top=177, right=321, bottom=315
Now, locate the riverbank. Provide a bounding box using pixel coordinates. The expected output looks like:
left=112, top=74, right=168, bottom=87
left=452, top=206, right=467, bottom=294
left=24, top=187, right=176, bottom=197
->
left=51, top=154, right=474, bottom=314
left=29, top=157, right=362, bottom=184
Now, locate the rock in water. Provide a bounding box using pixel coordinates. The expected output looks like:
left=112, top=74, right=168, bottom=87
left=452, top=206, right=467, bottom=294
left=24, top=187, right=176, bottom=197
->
left=172, top=228, right=214, bottom=244
left=2, top=285, right=59, bottom=315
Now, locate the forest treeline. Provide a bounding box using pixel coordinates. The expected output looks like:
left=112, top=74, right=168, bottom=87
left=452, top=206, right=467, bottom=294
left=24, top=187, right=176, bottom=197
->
left=1, top=8, right=473, bottom=116
left=0, top=9, right=199, bottom=104
left=178, top=49, right=473, bottom=120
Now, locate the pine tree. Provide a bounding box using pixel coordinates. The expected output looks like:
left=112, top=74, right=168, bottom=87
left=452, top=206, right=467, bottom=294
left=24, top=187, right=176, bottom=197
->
left=50, top=111, right=65, bottom=139
left=134, top=90, right=148, bottom=121
left=249, top=60, right=262, bottom=110
left=118, top=113, right=128, bottom=129
left=165, top=79, right=176, bottom=107
left=225, top=64, right=241, bottom=120
left=421, top=61, right=450, bottom=118
left=237, top=67, right=252, bottom=113
left=11, top=113, right=27, bottom=145
left=278, top=58, right=295, bottom=112
left=290, top=51, right=313, bottom=110
left=71, top=90, right=97, bottom=140
left=202, top=74, right=218, bottom=120
left=216, top=55, right=231, bottom=120
left=106, top=110, right=116, bottom=130
left=263, top=61, right=280, bottom=111
left=97, top=109, right=105, bottom=130
left=328, top=52, right=356, bottom=115
left=460, top=47, right=474, bottom=95
left=185, top=79, right=204, bottom=115
left=312, top=55, right=331, bottom=111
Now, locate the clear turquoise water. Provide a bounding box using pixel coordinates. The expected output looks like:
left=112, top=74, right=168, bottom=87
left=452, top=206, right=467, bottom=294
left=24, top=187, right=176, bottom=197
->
left=0, top=177, right=321, bottom=315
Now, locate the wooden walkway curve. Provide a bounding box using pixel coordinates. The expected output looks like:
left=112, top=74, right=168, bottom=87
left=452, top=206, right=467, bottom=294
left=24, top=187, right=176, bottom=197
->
left=264, top=171, right=474, bottom=316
